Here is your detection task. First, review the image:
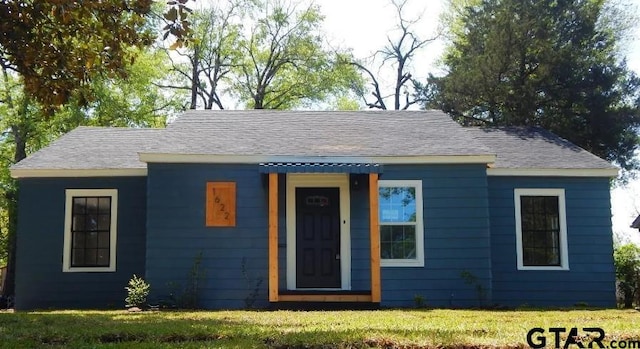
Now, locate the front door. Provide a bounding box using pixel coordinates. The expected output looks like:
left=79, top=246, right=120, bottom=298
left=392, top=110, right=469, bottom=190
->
left=295, top=187, right=341, bottom=288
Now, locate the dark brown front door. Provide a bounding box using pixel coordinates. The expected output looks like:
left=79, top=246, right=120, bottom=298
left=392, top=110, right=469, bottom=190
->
left=296, top=187, right=341, bottom=288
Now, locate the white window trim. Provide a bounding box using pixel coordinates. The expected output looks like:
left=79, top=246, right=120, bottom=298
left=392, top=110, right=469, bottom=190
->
left=63, top=189, right=118, bottom=272
left=285, top=174, right=351, bottom=290
left=514, top=188, right=569, bottom=271
left=378, top=180, right=424, bottom=267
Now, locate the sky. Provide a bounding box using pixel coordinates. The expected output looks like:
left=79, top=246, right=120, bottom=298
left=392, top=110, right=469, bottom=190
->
left=315, top=0, right=640, bottom=244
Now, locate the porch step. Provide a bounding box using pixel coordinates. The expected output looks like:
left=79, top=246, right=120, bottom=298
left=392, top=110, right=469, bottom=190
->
left=272, top=290, right=379, bottom=310
left=270, top=301, right=380, bottom=311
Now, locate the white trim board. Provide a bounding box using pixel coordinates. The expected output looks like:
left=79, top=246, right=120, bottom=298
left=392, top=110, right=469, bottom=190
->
left=488, top=168, right=618, bottom=177
left=285, top=173, right=351, bottom=290
left=378, top=180, right=425, bottom=267
left=63, top=189, right=118, bottom=273
left=139, top=153, right=497, bottom=165
left=514, top=188, right=569, bottom=271
left=11, top=168, right=147, bottom=178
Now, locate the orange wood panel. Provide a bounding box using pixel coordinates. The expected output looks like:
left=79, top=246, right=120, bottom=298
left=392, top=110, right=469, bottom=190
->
left=278, top=294, right=373, bottom=302
left=369, top=173, right=381, bottom=303
left=206, top=182, right=236, bottom=227
left=268, top=173, right=279, bottom=302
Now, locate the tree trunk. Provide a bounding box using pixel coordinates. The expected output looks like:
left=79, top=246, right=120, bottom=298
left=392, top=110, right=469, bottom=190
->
left=190, top=48, right=199, bottom=110
left=1, top=190, right=17, bottom=304
left=1, top=126, right=26, bottom=303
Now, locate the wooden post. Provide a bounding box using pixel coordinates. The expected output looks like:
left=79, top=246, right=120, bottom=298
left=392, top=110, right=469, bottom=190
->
left=268, top=173, right=279, bottom=302
left=369, top=173, right=381, bottom=303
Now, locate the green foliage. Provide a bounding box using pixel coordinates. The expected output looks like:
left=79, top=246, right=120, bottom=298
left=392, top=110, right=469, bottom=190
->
left=460, top=270, right=487, bottom=307
left=0, top=47, right=182, bottom=297
left=0, top=1, right=156, bottom=110
left=429, top=0, right=640, bottom=172
left=234, top=0, right=361, bottom=109
left=0, top=309, right=639, bottom=347
left=613, top=243, right=640, bottom=308
left=413, top=294, right=426, bottom=308
left=241, top=257, right=263, bottom=309
left=124, top=274, right=151, bottom=308
left=166, top=252, right=206, bottom=309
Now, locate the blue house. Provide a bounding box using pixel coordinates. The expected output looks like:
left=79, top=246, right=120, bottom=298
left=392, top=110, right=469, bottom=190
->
left=10, top=110, right=618, bottom=309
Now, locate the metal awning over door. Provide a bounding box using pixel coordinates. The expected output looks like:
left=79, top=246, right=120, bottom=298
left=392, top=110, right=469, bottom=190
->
left=258, top=162, right=383, bottom=174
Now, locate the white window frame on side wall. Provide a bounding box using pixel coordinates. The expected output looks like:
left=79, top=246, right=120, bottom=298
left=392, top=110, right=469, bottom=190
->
left=378, top=180, right=424, bottom=267
left=514, top=188, right=569, bottom=271
left=63, top=189, right=118, bottom=272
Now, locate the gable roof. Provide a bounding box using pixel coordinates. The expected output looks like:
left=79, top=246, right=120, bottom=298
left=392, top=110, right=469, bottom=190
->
left=631, top=215, right=640, bottom=229
left=466, top=127, right=616, bottom=176
left=9, top=110, right=618, bottom=178
left=144, top=110, right=492, bottom=160
left=10, top=127, right=161, bottom=177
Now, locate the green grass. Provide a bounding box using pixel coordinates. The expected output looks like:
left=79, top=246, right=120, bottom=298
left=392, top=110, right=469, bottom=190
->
left=0, top=309, right=638, bottom=348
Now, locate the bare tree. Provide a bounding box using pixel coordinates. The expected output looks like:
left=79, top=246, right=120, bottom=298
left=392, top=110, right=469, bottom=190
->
left=234, top=0, right=359, bottom=110
left=353, top=0, right=439, bottom=110
left=161, top=3, right=244, bottom=109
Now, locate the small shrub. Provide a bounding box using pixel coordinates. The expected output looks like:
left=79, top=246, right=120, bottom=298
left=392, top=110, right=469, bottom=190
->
left=614, top=243, right=640, bottom=308
left=125, top=274, right=150, bottom=308
left=164, top=252, right=206, bottom=309
left=460, top=270, right=487, bottom=307
left=413, top=294, right=426, bottom=308
left=242, top=257, right=263, bottom=309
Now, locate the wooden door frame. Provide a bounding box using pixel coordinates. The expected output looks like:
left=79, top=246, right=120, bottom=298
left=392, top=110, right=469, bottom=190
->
left=286, top=173, right=351, bottom=291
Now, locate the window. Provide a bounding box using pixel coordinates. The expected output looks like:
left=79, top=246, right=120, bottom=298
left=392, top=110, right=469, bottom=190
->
left=378, top=180, right=424, bottom=267
left=514, top=188, right=568, bottom=270
left=63, top=189, right=118, bottom=272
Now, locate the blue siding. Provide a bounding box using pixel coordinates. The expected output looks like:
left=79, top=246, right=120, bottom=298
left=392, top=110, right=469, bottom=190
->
left=146, top=163, right=270, bottom=309
left=350, top=177, right=371, bottom=291
left=488, top=176, right=616, bottom=307
left=15, top=177, right=147, bottom=310
left=146, top=164, right=494, bottom=308
left=376, top=164, right=492, bottom=308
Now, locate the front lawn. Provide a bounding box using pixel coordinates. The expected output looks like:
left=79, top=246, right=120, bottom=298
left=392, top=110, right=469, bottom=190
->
left=0, top=309, right=638, bottom=348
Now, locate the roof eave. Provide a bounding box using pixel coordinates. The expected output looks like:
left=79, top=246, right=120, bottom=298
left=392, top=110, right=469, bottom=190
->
left=137, top=153, right=497, bottom=165
left=487, top=168, right=618, bottom=177
left=10, top=168, right=148, bottom=179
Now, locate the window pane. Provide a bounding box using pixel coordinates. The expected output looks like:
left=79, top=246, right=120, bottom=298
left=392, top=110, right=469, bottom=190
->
left=521, top=196, right=561, bottom=266
left=381, top=242, right=392, bottom=259
left=98, top=231, right=110, bottom=248
left=379, top=187, right=416, bottom=222
left=86, top=197, right=99, bottom=214
left=380, top=225, right=416, bottom=260
left=97, top=214, right=110, bottom=231
left=98, top=197, right=111, bottom=214
left=86, top=215, right=98, bottom=232
left=68, top=194, right=114, bottom=268
left=96, top=249, right=110, bottom=266
left=72, top=215, right=85, bottom=232
left=72, top=231, right=85, bottom=248
left=85, top=249, right=97, bottom=266
left=86, top=231, right=99, bottom=248
left=73, top=198, right=86, bottom=214
left=380, top=225, right=392, bottom=243
left=71, top=248, right=85, bottom=267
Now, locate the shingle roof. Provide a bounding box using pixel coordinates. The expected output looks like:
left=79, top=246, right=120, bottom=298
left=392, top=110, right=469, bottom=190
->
left=9, top=110, right=617, bottom=176
left=10, top=127, right=161, bottom=171
left=466, top=127, right=615, bottom=170
left=156, top=110, right=491, bottom=157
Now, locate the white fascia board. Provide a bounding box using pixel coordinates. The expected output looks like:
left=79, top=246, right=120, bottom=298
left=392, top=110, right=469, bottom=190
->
left=487, top=168, right=619, bottom=177
left=138, top=153, right=497, bottom=165
left=10, top=168, right=148, bottom=178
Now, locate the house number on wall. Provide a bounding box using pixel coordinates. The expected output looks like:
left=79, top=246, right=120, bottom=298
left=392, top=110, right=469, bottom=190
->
left=206, top=182, right=236, bottom=227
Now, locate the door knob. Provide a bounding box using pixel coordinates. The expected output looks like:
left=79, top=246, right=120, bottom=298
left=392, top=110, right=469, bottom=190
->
left=335, top=254, right=340, bottom=260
